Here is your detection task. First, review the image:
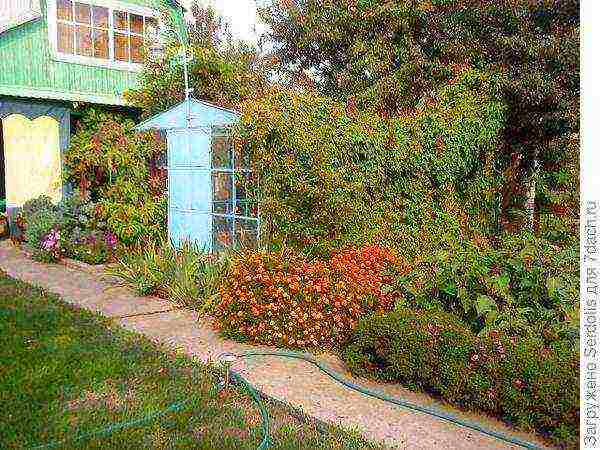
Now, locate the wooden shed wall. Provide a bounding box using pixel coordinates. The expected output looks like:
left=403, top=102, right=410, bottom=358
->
left=0, top=0, right=179, bottom=105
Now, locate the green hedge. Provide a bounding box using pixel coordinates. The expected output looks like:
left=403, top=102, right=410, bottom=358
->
left=238, top=69, right=507, bottom=257
left=343, top=309, right=579, bottom=448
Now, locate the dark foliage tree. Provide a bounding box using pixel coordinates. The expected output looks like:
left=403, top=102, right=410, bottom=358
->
left=259, top=0, right=579, bottom=238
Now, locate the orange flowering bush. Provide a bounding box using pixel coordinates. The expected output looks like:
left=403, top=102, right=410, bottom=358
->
left=215, top=245, right=409, bottom=349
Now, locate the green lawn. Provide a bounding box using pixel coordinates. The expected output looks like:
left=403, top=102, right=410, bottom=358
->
left=0, top=271, right=382, bottom=450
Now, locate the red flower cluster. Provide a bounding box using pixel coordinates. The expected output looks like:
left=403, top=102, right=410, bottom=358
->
left=215, top=245, right=409, bottom=349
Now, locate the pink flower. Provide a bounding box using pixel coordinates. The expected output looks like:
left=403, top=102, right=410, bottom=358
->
left=513, top=379, right=525, bottom=390
left=104, top=232, right=118, bottom=249
left=42, top=229, right=60, bottom=251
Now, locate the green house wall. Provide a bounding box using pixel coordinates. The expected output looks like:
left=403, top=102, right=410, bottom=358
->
left=0, top=0, right=181, bottom=106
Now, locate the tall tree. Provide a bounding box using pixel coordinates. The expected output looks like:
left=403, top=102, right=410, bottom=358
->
left=259, top=0, right=579, bottom=237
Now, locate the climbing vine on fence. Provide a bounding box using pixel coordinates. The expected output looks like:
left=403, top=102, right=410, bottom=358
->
left=238, top=69, right=507, bottom=257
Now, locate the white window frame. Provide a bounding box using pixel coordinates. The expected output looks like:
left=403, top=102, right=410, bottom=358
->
left=46, top=0, right=160, bottom=72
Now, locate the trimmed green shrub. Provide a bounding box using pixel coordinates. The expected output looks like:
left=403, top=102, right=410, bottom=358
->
left=343, top=309, right=579, bottom=448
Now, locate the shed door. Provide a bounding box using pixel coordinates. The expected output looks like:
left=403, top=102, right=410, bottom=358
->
left=2, top=114, right=62, bottom=207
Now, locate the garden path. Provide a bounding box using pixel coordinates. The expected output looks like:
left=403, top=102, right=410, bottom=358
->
left=0, top=240, right=550, bottom=450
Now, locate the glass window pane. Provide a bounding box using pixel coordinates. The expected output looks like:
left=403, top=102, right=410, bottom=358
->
left=235, top=199, right=259, bottom=218
left=130, top=34, right=143, bottom=63
left=235, top=219, right=258, bottom=250
left=212, top=172, right=233, bottom=214
left=114, top=10, right=128, bottom=31
left=92, top=6, right=108, bottom=28
left=57, top=23, right=74, bottom=54
left=57, top=0, right=72, bottom=21
left=114, top=32, right=129, bottom=61
left=93, top=29, right=109, bottom=59
left=145, top=17, right=158, bottom=36
left=74, top=2, right=91, bottom=24
left=75, top=25, right=93, bottom=56
left=211, top=135, right=232, bottom=169
left=213, top=216, right=233, bottom=252
left=130, top=13, right=144, bottom=34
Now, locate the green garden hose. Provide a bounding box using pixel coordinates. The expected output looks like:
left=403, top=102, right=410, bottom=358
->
left=29, top=350, right=545, bottom=450
left=31, top=399, right=192, bottom=449
left=29, top=370, right=271, bottom=450
left=229, top=371, right=272, bottom=450
left=219, top=350, right=545, bottom=450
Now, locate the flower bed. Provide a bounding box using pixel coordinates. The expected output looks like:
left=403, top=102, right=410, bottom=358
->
left=215, top=245, right=409, bottom=349
left=17, top=193, right=118, bottom=265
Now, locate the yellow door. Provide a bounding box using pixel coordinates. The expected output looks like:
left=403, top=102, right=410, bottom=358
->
left=2, top=114, right=62, bottom=208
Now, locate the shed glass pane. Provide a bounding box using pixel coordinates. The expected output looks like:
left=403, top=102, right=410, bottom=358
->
left=235, top=172, right=258, bottom=218
left=212, top=172, right=233, bottom=214
left=234, top=143, right=251, bottom=170
left=213, top=216, right=233, bottom=251
left=210, top=125, right=258, bottom=252
left=211, top=134, right=232, bottom=169
left=235, top=219, right=258, bottom=249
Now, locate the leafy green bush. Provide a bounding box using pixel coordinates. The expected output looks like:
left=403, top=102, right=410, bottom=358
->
left=18, top=192, right=117, bottom=265
left=343, top=309, right=579, bottom=448
left=63, top=107, right=167, bottom=245
left=65, top=232, right=111, bottom=265
left=57, top=189, right=104, bottom=232
left=98, top=195, right=167, bottom=246
left=105, top=240, right=230, bottom=311
left=19, top=196, right=64, bottom=257
left=391, top=230, right=579, bottom=341
left=239, top=69, right=506, bottom=256
left=124, top=3, right=269, bottom=119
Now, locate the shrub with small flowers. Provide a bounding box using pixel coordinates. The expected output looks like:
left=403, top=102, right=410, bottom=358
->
left=65, top=230, right=119, bottom=265
left=344, top=309, right=579, bottom=448
left=215, top=245, right=409, bottom=349
left=18, top=192, right=118, bottom=265
left=37, top=228, right=63, bottom=263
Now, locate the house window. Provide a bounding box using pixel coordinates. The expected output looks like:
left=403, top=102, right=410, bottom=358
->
left=210, top=127, right=259, bottom=252
left=53, top=0, right=158, bottom=68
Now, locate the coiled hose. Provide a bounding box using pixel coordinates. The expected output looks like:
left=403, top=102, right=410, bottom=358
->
left=219, top=350, right=545, bottom=450
left=31, top=350, right=545, bottom=450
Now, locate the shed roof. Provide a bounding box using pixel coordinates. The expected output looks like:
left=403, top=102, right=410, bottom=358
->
left=136, top=98, right=240, bottom=131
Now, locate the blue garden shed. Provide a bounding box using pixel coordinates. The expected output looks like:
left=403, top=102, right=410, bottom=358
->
left=136, top=98, right=259, bottom=252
